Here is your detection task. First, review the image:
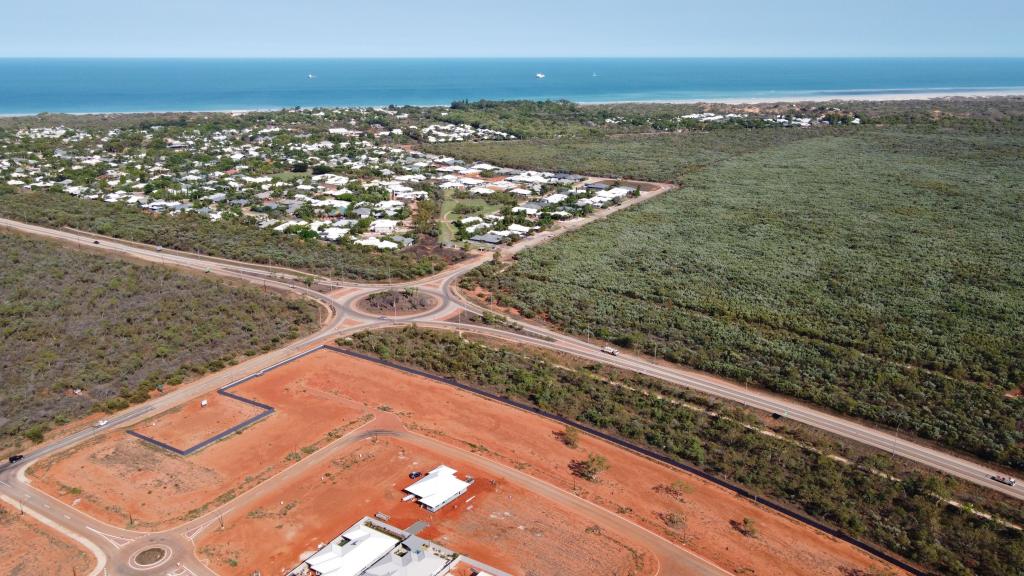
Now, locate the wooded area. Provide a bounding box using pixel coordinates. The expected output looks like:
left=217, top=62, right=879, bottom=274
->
left=457, top=119, right=1024, bottom=470
left=0, top=232, right=319, bottom=447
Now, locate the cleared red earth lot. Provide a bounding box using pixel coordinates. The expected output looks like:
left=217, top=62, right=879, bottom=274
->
left=135, top=392, right=266, bottom=450
left=28, top=352, right=370, bottom=529
left=28, top=348, right=903, bottom=575
left=196, top=434, right=652, bottom=576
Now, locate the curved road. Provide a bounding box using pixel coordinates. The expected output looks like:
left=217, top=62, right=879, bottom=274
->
left=0, top=209, right=1020, bottom=576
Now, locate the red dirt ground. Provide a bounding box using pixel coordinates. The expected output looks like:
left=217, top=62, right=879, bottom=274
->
left=135, top=393, right=265, bottom=449
left=32, top=349, right=906, bottom=575
left=28, top=356, right=372, bottom=529
left=196, top=436, right=650, bottom=576
left=0, top=501, right=95, bottom=576
left=292, top=350, right=904, bottom=576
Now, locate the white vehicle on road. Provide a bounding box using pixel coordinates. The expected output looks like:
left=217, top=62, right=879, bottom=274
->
left=94, top=420, right=109, bottom=428
left=601, top=346, right=620, bottom=356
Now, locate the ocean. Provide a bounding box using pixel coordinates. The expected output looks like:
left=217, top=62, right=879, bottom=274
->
left=1, top=58, right=1023, bottom=115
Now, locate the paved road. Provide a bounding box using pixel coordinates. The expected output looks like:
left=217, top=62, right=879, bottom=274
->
left=0, top=200, right=1021, bottom=575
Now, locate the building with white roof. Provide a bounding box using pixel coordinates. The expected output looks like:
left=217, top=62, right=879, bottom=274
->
left=404, top=465, right=472, bottom=512
left=289, top=516, right=495, bottom=576
left=370, top=219, right=399, bottom=234
left=355, top=237, right=399, bottom=250
left=300, top=519, right=401, bottom=576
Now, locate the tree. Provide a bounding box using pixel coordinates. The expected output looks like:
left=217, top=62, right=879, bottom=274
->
left=412, top=199, right=439, bottom=236
left=569, top=453, right=609, bottom=481
left=557, top=425, right=579, bottom=448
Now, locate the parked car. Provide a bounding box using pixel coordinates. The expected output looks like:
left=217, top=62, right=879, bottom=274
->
left=992, top=475, right=1017, bottom=487
left=8, top=454, right=24, bottom=463
left=409, top=471, right=422, bottom=479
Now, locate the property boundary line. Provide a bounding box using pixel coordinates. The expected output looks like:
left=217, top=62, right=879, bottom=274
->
left=126, top=346, right=325, bottom=456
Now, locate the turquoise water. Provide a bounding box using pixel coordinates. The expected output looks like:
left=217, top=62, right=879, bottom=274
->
left=1, top=58, right=1023, bottom=114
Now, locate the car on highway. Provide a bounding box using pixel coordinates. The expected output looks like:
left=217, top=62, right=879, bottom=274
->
left=94, top=419, right=109, bottom=428
left=992, top=475, right=1017, bottom=487
left=8, top=454, right=24, bottom=463
left=92, top=240, right=100, bottom=244
left=601, top=346, right=620, bottom=356
left=156, top=246, right=164, bottom=252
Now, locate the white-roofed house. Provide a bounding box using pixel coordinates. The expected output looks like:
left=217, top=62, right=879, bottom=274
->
left=404, top=465, right=472, bottom=512
left=370, top=219, right=399, bottom=234
left=355, top=237, right=400, bottom=250
left=506, top=223, right=534, bottom=236
left=296, top=518, right=400, bottom=576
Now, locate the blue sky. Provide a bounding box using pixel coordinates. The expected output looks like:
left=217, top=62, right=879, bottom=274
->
left=4, top=0, right=1022, bottom=58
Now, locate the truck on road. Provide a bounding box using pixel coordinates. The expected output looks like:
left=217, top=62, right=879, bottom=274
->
left=992, top=475, right=1017, bottom=487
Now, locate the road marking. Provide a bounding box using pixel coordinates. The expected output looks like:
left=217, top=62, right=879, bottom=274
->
left=85, top=526, right=134, bottom=549
left=185, top=507, right=233, bottom=542
left=0, top=479, right=11, bottom=488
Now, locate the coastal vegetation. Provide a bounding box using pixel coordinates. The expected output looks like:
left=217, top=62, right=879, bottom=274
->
left=0, top=231, right=319, bottom=449
left=344, top=327, right=1024, bottom=576
left=454, top=113, right=1024, bottom=469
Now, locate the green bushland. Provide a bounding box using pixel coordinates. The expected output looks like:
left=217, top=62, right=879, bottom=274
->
left=0, top=231, right=319, bottom=446
left=0, top=188, right=449, bottom=281
left=460, top=124, right=1024, bottom=469
left=344, top=327, right=1024, bottom=576
left=429, top=127, right=826, bottom=182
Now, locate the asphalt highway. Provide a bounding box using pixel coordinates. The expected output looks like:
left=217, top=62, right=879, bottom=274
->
left=0, top=210, right=1020, bottom=576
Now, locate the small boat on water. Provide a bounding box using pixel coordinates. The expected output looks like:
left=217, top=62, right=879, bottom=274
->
left=308, top=74, right=316, bottom=80
left=535, top=73, right=545, bottom=79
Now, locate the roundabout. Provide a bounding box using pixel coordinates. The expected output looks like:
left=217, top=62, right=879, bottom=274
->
left=128, top=544, right=172, bottom=571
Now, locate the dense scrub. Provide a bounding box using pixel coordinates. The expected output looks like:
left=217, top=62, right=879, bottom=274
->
left=461, top=125, right=1024, bottom=468
left=0, top=188, right=452, bottom=281
left=428, top=126, right=826, bottom=182
left=0, top=232, right=319, bottom=445
left=346, top=328, right=1024, bottom=576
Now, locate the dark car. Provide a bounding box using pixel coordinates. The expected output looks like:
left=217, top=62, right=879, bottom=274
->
left=8, top=454, right=24, bottom=463
left=92, top=240, right=100, bottom=244
left=409, top=471, right=422, bottom=479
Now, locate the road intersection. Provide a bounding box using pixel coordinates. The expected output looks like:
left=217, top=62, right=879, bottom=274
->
left=0, top=204, right=1020, bottom=575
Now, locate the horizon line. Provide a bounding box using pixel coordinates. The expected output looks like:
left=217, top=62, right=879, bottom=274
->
left=2, top=55, right=1024, bottom=60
